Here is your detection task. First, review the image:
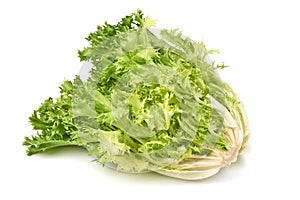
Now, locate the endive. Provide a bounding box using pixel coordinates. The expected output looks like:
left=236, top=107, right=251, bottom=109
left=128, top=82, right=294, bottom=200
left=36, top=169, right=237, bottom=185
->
left=23, top=9, right=249, bottom=180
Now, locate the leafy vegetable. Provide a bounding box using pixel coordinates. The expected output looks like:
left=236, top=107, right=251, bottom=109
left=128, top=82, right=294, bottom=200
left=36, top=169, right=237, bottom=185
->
left=23, top=9, right=249, bottom=180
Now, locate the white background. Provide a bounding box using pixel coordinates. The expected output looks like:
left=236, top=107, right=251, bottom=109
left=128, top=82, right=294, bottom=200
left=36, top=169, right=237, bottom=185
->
left=1, top=0, right=299, bottom=199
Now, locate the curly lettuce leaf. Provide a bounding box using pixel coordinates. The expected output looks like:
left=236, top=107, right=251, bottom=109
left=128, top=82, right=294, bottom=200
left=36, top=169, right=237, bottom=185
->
left=23, top=81, right=82, bottom=155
